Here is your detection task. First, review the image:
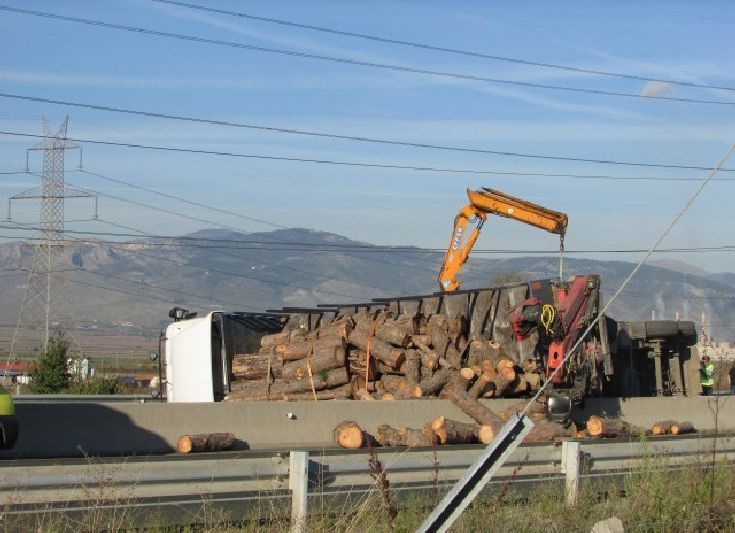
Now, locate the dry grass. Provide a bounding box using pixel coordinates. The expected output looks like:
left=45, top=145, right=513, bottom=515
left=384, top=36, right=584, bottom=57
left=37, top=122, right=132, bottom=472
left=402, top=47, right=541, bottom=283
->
left=2, top=447, right=735, bottom=532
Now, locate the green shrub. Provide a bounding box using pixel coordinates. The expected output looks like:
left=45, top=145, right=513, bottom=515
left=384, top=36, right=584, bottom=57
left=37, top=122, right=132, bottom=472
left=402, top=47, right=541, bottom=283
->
left=67, top=377, right=124, bottom=395
left=28, top=332, right=70, bottom=394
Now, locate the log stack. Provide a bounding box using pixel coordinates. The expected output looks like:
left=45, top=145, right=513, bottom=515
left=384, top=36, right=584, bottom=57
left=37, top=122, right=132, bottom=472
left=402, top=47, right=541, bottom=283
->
left=225, top=309, right=544, bottom=402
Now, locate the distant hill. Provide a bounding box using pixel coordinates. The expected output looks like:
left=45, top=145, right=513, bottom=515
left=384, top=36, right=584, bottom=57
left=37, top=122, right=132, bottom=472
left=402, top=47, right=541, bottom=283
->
left=0, top=228, right=733, bottom=342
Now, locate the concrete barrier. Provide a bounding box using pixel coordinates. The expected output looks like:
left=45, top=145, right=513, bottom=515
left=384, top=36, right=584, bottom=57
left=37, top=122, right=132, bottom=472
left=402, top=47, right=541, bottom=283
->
left=2, top=396, right=733, bottom=459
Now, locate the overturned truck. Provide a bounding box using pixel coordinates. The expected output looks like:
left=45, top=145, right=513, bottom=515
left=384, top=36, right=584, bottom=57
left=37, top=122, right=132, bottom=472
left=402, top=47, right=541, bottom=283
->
left=164, top=274, right=699, bottom=414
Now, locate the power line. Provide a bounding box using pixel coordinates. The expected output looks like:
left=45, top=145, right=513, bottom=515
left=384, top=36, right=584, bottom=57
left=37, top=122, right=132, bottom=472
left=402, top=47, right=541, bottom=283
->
left=92, top=219, right=400, bottom=294
left=4, top=95, right=735, bottom=177
left=2, top=5, right=735, bottom=107
left=79, top=170, right=286, bottom=230
left=152, top=0, right=735, bottom=94
left=3, top=130, right=735, bottom=175
left=602, top=288, right=735, bottom=301
left=3, top=224, right=735, bottom=255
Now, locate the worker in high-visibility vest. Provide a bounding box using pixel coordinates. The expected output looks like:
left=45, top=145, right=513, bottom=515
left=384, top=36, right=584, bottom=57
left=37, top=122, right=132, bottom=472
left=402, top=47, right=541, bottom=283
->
left=700, top=355, right=715, bottom=396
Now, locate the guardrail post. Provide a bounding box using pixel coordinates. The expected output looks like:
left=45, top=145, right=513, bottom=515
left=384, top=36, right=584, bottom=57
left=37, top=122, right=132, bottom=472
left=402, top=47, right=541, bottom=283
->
left=289, top=450, right=309, bottom=533
left=561, top=441, right=580, bottom=505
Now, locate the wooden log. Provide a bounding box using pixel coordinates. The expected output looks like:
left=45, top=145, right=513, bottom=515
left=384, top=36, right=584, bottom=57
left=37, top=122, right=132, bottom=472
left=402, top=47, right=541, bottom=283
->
left=348, top=349, right=378, bottom=381
left=587, top=416, right=633, bottom=438
left=403, top=350, right=421, bottom=398
left=439, top=373, right=472, bottom=399
left=651, top=420, right=677, bottom=436
left=478, top=423, right=504, bottom=444
left=260, top=329, right=306, bottom=348
left=522, top=422, right=577, bottom=444
left=380, top=392, right=396, bottom=401
left=325, top=367, right=350, bottom=388
left=283, top=384, right=350, bottom=401
left=428, top=320, right=462, bottom=369
left=442, top=377, right=502, bottom=427
left=225, top=379, right=288, bottom=401
left=511, top=378, right=530, bottom=396
left=480, top=359, right=498, bottom=378
left=496, top=358, right=515, bottom=371
left=431, top=416, right=479, bottom=445
left=231, top=352, right=283, bottom=380
left=349, top=377, right=378, bottom=399
left=177, top=433, right=235, bottom=454
left=460, top=367, right=476, bottom=380
left=281, top=344, right=345, bottom=380
left=411, top=334, right=432, bottom=347
left=412, top=368, right=454, bottom=398
left=315, top=318, right=353, bottom=340
left=355, top=388, right=376, bottom=401
left=522, top=372, right=542, bottom=391
left=499, top=398, right=547, bottom=422
left=671, top=421, right=695, bottom=435
left=375, top=320, right=412, bottom=348
left=375, top=424, right=403, bottom=446
left=275, top=336, right=346, bottom=362
left=348, top=327, right=405, bottom=369
left=468, top=372, right=493, bottom=400
left=466, top=339, right=502, bottom=367
left=334, top=420, right=364, bottom=449
left=375, top=424, right=437, bottom=447
left=400, top=426, right=438, bottom=448
left=491, top=366, right=517, bottom=396
left=379, top=374, right=407, bottom=395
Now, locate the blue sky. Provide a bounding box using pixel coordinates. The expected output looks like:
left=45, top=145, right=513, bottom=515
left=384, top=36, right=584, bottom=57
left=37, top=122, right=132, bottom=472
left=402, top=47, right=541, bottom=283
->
left=0, top=1, right=734, bottom=272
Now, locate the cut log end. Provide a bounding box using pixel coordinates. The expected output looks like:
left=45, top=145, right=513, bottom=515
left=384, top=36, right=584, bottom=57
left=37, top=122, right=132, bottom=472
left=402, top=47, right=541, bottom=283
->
left=176, top=432, right=236, bottom=454
left=334, top=420, right=364, bottom=449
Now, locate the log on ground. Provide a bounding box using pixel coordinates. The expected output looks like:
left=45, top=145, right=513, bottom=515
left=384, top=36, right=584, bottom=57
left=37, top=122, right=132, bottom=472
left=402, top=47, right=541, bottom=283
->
left=651, top=419, right=677, bottom=436
left=431, top=416, right=478, bottom=445
left=177, top=433, right=236, bottom=454
left=671, top=421, right=695, bottom=435
left=587, top=416, right=633, bottom=438
left=334, top=420, right=364, bottom=449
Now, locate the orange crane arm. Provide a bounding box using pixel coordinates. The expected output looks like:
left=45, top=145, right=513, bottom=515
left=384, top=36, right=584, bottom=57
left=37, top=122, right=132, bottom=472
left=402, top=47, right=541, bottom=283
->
left=438, top=188, right=568, bottom=292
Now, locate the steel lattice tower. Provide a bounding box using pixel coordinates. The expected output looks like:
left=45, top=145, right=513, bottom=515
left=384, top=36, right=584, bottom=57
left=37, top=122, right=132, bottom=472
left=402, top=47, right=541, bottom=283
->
left=7, top=118, right=95, bottom=361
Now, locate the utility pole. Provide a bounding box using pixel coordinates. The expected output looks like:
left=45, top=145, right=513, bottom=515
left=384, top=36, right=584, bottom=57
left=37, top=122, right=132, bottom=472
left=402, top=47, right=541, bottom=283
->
left=7, top=117, right=96, bottom=362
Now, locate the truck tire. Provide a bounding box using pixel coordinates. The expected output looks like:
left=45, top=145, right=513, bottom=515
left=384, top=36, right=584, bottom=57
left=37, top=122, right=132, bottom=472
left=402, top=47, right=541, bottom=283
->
left=627, top=321, right=647, bottom=341
left=644, top=320, right=679, bottom=339
left=677, top=321, right=696, bottom=337
left=677, top=321, right=697, bottom=344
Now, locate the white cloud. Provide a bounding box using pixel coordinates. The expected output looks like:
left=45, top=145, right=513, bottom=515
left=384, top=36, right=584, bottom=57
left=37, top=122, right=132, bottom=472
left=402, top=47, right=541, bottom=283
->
left=640, top=81, right=672, bottom=97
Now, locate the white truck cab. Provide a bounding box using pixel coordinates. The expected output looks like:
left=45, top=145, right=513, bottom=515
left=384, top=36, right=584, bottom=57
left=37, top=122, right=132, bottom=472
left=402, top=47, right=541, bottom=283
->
left=165, top=310, right=285, bottom=402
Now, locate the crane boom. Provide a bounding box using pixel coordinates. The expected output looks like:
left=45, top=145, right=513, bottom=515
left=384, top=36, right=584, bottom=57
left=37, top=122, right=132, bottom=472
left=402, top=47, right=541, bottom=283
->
left=439, top=188, right=568, bottom=291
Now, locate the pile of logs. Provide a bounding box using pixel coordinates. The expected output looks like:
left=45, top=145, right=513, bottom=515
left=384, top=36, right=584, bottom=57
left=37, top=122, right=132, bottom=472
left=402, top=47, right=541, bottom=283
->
left=225, top=310, right=543, bottom=402
left=333, top=412, right=698, bottom=450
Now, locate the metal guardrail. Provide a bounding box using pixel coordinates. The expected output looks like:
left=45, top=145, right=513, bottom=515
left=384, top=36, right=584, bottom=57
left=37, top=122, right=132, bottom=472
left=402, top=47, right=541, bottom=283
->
left=13, top=394, right=163, bottom=404
left=1, top=434, right=734, bottom=524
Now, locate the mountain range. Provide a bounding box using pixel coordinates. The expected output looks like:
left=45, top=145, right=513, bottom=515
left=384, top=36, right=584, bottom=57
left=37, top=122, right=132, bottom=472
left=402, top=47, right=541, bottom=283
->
left=0, top=228, right=732, bottom=342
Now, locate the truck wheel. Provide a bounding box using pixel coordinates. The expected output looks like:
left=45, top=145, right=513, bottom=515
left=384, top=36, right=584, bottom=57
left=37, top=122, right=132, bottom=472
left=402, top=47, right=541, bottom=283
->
left=644, top=320, right=679, bottom=339
left=677, top=321, right=696, bottom=338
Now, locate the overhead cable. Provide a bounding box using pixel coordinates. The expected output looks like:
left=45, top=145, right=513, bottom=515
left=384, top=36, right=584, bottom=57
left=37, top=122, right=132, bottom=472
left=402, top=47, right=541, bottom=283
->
left=1, top=6, right=734, bottom=107
left=152, top=0, right=735, bottom=93
left=2, top=130, right=735, bottom=174
left=2, top=225, right=735, bottom=255
left=3, top=94, right=735, bottom=177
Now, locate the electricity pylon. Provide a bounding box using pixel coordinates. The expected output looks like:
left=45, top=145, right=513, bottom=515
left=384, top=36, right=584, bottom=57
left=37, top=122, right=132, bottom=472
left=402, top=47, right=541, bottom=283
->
left=7, top=117, right=96, bottom=362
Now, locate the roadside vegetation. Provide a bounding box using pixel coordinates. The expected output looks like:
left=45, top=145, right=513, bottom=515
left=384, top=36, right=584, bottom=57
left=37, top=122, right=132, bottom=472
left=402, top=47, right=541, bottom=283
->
left=3, top=451, right=734, bottom=532
left=25, top=332, right=126, bottom=395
